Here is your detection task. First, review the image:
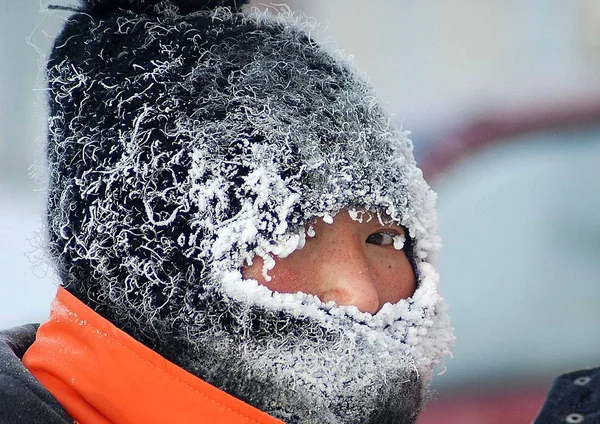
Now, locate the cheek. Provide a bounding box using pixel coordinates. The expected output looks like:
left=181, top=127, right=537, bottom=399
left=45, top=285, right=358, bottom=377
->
left=242, top=256, right=314, bottom=295
left=371, top=251, right=417, bottom=303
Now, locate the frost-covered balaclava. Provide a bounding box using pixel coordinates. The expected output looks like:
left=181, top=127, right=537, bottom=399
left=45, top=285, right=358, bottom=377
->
left=46, top=1, right=454, bottom=423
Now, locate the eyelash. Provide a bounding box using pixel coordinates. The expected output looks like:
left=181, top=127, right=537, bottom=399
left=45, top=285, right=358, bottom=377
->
left=366, top=231, right=402, bottom=247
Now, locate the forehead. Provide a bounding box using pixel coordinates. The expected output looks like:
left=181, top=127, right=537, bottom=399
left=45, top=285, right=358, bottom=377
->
left=346, top=207, right=398, bottom=226
left=305, top=208, right=404, bottom=230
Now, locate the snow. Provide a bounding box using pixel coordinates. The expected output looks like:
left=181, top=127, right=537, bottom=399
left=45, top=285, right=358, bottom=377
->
left=393, top=234, right=406, bottom=250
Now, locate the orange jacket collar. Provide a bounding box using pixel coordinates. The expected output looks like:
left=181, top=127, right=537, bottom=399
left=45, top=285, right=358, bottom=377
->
left=23, top=287, right=284, bottom=424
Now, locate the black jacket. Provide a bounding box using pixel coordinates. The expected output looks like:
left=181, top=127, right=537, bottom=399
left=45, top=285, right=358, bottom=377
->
left=0, top=324, right=73, bottom=424
left=534, top=366, right=600, bottom=424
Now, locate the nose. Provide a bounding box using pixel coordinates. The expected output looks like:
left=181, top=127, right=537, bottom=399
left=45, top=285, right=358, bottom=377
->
left=314, top=241, right=382, bottom=315
left=318, top=272, right=381, bottom=314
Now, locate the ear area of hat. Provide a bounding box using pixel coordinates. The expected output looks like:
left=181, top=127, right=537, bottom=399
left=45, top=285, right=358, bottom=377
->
left=80, top=0, right=250, bottom=14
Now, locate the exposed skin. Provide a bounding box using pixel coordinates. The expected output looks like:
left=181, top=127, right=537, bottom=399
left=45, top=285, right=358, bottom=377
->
left=243, top=209, right=416, bottom=314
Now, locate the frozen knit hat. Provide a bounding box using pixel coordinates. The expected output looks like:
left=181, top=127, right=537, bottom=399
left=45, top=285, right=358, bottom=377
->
left=46, top=1, right=453, bottom=420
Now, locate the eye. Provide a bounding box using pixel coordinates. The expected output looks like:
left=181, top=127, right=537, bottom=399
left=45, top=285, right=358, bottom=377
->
left=366, top=231, right=406, bottom=250
left=366, top=231, right=396, bottom=246
left=366, top=232, right=393, bottom=246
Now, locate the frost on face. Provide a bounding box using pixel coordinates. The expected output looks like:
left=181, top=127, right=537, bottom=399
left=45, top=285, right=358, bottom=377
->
left=348, top=207, right=371, bottom=224
left=322, top=213, right=334, bottom=224
left=393, top=234, right=406, bottom=250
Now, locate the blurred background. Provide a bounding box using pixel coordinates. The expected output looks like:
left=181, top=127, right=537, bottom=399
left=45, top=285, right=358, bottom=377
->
left=2, top=1, right=599, bottom=422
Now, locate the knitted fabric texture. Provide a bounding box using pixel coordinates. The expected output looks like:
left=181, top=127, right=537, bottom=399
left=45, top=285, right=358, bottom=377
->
left=45, top=1, right=454, bottom=422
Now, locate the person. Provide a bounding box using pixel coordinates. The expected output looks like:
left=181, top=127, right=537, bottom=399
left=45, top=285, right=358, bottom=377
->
left=0, top=0, right=455, bottom=423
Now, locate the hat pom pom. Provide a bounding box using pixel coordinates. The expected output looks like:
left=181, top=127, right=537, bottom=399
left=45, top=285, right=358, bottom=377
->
left=80, top=0, right=250, bottom=14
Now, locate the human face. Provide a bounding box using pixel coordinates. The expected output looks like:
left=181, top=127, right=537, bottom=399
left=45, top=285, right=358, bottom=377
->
left=242, top=209, right=416, bottom=315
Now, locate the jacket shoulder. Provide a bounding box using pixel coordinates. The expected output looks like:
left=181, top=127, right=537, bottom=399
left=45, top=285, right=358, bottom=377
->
left=0, top=324, right=74, bottom=424
left=534, top=367, right=600, bottom=424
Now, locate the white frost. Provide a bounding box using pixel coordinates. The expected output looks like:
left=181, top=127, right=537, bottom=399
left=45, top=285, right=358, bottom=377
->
left=393, top=234, right=406, bottom=250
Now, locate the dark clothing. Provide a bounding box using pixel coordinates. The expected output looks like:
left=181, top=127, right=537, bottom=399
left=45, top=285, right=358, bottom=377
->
left=535, top=367, right=600, bottom=424
left=0, top=324, right=74, bottom=424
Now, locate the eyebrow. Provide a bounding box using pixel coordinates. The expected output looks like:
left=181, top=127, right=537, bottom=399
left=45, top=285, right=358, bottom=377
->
left=362, top=211, right=404, bottom=231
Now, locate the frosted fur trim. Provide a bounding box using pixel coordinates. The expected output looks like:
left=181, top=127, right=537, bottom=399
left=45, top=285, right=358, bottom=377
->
left=221, top=261, right=452, bottom=383
left=46, top=4, right=453, bottom=422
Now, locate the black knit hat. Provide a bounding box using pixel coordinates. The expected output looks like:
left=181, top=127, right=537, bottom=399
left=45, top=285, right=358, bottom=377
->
left=45, top=1, right=453, bottom=421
